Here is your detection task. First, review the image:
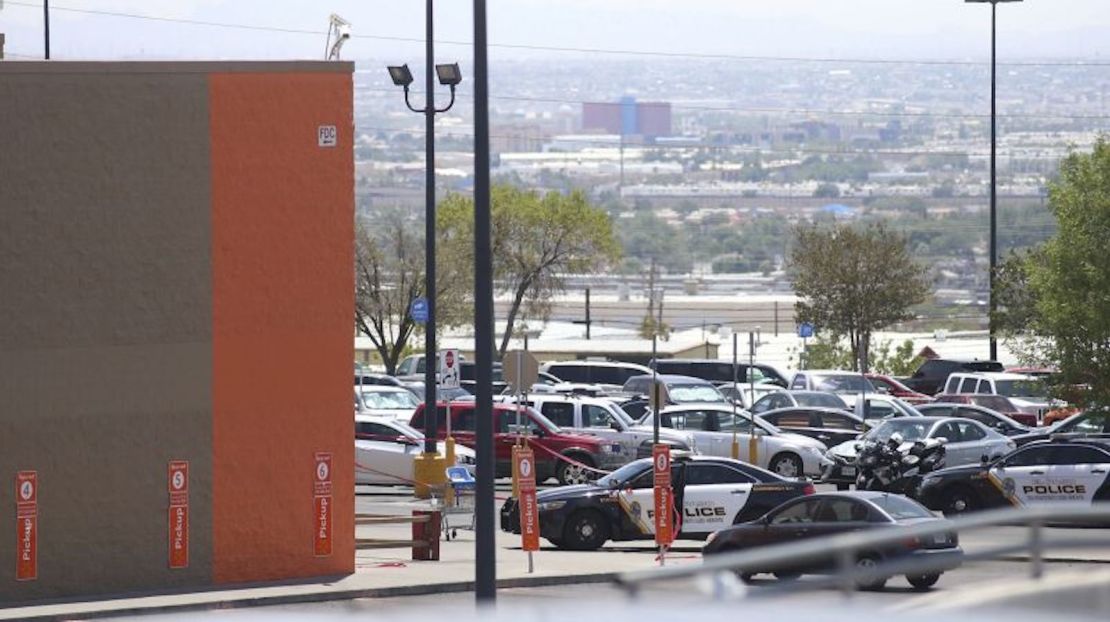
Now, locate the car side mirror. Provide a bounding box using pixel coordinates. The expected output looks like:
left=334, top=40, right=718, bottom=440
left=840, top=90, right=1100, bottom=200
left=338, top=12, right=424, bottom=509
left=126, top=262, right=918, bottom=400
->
left=611, top=420, right=623, bottom=432
left=980, top=454, right=991, bottom=464
left=853, top=442, right=862, bottom=451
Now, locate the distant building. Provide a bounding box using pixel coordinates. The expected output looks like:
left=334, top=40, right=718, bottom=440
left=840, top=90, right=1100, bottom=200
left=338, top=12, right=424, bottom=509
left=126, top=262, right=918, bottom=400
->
left=490, top=123, right=548, bottom=152
left=582, top=96, right=672, bottom=139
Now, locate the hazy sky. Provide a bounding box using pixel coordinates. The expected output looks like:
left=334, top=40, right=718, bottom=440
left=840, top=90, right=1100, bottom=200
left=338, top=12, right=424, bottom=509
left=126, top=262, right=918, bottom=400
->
left=2, top=0, right=1108, bottom=62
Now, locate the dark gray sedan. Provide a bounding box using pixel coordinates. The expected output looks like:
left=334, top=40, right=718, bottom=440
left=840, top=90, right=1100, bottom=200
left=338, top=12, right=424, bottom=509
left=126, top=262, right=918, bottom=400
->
left=703, top=491, right=963, bottom=590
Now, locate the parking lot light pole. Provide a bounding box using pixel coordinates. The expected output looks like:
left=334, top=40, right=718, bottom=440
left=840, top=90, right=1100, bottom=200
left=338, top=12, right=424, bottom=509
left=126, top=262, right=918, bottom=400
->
left=472, top=0, right=497, bottom=604
left=966, top=0, right=1022, bottom=361
left=385, top=0, right=461, bottom=497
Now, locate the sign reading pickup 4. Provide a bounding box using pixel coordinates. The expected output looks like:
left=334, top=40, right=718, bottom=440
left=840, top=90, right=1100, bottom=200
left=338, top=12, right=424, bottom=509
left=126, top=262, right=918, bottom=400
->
left=652, top=445, right=673, bottom=547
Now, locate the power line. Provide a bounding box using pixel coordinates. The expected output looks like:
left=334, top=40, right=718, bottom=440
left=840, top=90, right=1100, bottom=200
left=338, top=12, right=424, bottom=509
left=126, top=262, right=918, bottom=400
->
left=9, top=1, right=1110, bottom=68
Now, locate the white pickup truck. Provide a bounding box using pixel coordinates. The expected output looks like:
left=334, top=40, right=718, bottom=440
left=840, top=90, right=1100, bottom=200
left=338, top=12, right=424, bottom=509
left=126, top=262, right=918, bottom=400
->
left=500, top=394, right=698, bottom=463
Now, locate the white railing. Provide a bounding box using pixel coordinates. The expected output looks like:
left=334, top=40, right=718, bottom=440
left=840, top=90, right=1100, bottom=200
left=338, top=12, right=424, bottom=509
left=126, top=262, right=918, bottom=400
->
left=615, top=504, right=1110, bottom=599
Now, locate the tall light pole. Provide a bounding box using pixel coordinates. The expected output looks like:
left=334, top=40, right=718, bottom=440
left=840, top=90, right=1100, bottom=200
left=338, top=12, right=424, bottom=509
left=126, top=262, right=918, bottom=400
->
left=386, top=0, right=461, bottom=472
left=966, top=0, right=1021, bottom=361
left=472, top=0, right=496, bottom=603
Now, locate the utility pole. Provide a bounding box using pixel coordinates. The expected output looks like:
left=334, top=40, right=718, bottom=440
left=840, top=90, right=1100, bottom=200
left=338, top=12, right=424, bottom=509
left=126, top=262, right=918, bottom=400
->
left=966, top=0, right=1022, bottom=361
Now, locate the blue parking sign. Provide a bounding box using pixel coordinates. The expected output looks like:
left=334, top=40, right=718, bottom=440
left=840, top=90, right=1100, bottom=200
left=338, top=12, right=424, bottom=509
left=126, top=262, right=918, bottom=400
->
left=798, top=322, right=814, bottom=338
left=410, top=297, right=429, bottom=324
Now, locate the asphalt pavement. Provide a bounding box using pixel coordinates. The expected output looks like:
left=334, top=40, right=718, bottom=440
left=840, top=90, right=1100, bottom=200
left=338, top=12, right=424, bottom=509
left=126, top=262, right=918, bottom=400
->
left=5, top=482, right=1108, bottom=621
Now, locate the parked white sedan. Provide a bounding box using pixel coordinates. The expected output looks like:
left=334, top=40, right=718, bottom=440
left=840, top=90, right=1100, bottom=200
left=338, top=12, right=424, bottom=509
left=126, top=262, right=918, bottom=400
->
left=639, top=404, right=829, bottom=478
left=354, top=416, right=476, bottom=485
left=826, top=416, right=1015, bottom=470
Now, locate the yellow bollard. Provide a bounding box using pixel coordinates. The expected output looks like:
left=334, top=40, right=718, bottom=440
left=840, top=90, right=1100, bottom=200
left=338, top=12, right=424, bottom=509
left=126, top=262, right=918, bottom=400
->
left=412, top=451, right=448, bottom=499
left=731, top=438, right=740, bottom=460
left=749, top=434, right=759, bottom=467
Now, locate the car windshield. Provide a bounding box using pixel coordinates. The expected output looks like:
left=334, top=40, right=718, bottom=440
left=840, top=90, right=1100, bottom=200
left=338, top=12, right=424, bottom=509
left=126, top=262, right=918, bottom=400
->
left=871, top=494, right=933, bottom=520
left=795, top=393, right=847, bottom=409
left=390, top=421, right=424, bottom=440
left=864, top=419, right=931, bottom=442
left=669, top=384, right=726, bottom=403
left=597, top=460, right=650, bottom=488
left=812, top=374, right=873, bottom=393
left=994, top=379, right=1048, bottom=399
left=609, top=406, right=636, bottom=426
left=360, top=390, right=420, bottom=409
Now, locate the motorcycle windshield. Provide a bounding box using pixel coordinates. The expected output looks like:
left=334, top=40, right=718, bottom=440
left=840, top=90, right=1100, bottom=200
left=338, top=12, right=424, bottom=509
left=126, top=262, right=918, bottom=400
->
left=865, top=420, right=930, bottom=443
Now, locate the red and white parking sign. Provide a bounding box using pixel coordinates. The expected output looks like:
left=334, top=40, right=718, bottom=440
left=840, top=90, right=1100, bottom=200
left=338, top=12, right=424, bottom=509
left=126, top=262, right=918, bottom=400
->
left=167, top=461, right=189, bottom=569
left=652, top=446, right=674, bottom=547
left=514, top=448, right=540, bottom=552
left=313, top=452, right=333, bottom=557
left=15, top=471, right=37, bottom=581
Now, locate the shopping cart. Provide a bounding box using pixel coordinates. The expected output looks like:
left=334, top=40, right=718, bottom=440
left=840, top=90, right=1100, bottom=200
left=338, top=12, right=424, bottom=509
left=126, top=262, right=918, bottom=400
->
left=440, top=466, right=476, bottom=540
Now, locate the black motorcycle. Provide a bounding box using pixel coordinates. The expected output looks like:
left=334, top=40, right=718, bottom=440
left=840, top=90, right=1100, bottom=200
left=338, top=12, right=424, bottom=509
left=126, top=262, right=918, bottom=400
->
left=855, top=434, right=946, bottom=496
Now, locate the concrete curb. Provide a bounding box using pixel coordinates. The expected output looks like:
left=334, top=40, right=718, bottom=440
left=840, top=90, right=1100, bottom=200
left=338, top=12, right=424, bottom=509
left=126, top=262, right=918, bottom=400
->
left=5, top=572, right=619, bottom=621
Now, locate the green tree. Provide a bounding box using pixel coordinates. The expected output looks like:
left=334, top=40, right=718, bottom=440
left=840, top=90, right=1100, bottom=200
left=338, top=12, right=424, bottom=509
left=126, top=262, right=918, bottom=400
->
left=1021, top=138, right=1110, bottom=405
left=617, top=210, right=692, bottom=273
left=790, top=222, right=931, bottom=372
left=871, top=339, right=924, bottom=377
left=354, top=213, right=425, bottom=375
left=438, top=185, right=621, bottom=357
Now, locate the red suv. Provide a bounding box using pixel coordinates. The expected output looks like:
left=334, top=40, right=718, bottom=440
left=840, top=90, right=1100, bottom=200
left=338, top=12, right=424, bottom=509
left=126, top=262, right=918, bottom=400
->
left=410, top=402, right=624, bottom=485
left=865, top=374, right=933, bottom=405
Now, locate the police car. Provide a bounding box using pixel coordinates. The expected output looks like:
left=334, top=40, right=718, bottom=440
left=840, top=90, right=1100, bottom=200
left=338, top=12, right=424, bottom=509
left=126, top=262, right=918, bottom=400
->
left=917, top=438, right=1110, bottom=515
left=500, top=455, right=815, bottom=550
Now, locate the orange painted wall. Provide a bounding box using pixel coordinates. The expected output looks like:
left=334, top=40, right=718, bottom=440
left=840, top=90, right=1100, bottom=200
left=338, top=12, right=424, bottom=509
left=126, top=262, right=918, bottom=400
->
left=209, top=72, right=354, bottom=583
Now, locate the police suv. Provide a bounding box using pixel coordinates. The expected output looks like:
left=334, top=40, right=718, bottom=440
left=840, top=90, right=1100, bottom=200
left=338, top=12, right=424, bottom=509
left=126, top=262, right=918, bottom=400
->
left=917, top=438, right=1110, bottom=515
left=500, top=455, right=814, bottom=550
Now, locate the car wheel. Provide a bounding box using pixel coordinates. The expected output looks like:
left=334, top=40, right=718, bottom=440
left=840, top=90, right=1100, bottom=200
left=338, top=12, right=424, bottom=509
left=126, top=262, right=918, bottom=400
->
left=556, top=455, right=596, bottom=486
left=943, top=486, right=979, bottom=516
left=855, top=555, right=887, bottom=591
left=907, top=573, right=941, bottom=590
left=563, top=510, right=609, bottom=551
left=769, top=453, right=803, bottom=479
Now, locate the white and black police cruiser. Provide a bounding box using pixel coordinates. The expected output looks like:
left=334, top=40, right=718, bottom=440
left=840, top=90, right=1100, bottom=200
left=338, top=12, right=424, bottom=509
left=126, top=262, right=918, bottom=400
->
left=500, top=455, right=815, bottom=550
left=917, top=438, right=1110, bottom=515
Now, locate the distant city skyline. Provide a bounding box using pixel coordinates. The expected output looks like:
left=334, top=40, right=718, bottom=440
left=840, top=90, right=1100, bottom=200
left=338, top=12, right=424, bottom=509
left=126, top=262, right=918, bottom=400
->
left=2, top=0, right=1109, bottom=62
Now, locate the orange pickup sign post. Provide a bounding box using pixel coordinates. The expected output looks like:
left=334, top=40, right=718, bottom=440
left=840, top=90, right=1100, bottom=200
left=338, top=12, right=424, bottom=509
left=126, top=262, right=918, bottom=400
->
left=653, top=444, right=674, bottom=565
left=514, top=447, right=540, bottom=572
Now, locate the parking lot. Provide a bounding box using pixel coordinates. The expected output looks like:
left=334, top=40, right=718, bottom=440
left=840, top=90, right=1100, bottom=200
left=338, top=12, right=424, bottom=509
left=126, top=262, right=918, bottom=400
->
left=342, top=483, right=1110, bottom=600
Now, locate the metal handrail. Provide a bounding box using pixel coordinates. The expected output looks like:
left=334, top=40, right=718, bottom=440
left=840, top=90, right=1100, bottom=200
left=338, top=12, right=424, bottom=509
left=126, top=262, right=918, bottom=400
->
left=615, top=504, right=1110, bottom=596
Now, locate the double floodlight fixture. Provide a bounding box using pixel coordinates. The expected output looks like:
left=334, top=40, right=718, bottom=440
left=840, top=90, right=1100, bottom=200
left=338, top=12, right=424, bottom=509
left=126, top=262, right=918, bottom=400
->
left=386, top=62, right=462, bottom=114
